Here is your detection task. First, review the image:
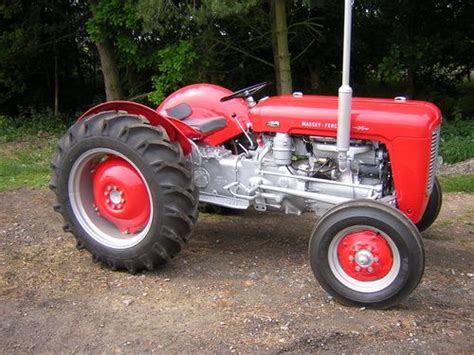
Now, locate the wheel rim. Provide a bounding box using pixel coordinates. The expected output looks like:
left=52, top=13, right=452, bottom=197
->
left=68, top=148, right=153, bottom=249
left=328, top=226, right=401, bottom=293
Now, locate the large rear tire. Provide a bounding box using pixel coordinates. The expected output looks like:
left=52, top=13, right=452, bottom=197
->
left=50, top=112, right=199, bottom=273
left=416, top=177, right=442, bottom=232
left=309, top=200, right=424, bottom=309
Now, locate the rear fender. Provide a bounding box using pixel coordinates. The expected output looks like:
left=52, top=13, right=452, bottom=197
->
left=157, top=83, right=250, bottom=146
left=78, top=101, right=192, bottom=155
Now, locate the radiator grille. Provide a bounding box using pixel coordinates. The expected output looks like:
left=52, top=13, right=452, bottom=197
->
left=427, top=127, right=440, bottom=194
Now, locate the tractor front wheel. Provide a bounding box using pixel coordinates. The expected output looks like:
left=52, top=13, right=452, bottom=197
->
left=309, top=200, right=424, bottom=308
left=50, top=112, right=198, bottom=273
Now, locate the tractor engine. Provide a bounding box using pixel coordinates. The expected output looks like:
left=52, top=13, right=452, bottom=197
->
left=193, top=133, right=390, bottom=216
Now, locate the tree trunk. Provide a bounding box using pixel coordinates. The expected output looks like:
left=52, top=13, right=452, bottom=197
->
left=54, top=42, right=59, bottom=116
left=406, top=64, right=416, bottom=99
left=95, top=38, right=123, bottom=101
left=88, top=0, right=123, bottom=101
left=272, top=0, right=292, bottom=94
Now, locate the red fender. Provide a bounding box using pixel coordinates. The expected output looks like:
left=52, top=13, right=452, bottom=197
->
left=78, top=101, right=192, bottom=155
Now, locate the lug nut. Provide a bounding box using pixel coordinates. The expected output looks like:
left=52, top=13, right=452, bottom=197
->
left=121, top=199, right=125, bottom=203
left=374, top=257, right=379, bottom=262
left=117, top=204, right=122, bottom=209
left=107, top=185, right=112, bottom=191
left=106, top=199, right=110, bottom=204
left=368, top=266, right=374, bottom=273
left=355, top=266, right=361, bottom=272
left=349, top=255, right=354, bottom=262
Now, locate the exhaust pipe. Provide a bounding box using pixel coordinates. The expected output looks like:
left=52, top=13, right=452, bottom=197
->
left=337, top=0, right=353, bottom=179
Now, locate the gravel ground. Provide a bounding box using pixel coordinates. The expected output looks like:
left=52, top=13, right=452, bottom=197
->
left=1, top=188, right=473, bottom=353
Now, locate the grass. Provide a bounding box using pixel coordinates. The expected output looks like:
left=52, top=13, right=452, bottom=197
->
left=0, top=109, right=66, bottom=192
left=0, top=136, right=57, bottom=192
left=439, top=175, right=474, bottom=193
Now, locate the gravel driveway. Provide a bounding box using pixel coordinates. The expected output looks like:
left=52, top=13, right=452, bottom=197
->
left=1, top=188, right=473, bottom=353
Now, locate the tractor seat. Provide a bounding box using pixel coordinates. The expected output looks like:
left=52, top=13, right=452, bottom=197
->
left=165, top=103, right=227, bottom=134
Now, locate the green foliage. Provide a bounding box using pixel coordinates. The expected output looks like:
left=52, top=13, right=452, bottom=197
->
left=439, top=175, right=474, bottom=193
left=440, top=117, right=474, bottom=164
left=376, top=46, right=407, bottom=83
left=201, top=0, right=259, bottom=18
left=0, top=109, right=68, bottom=142
left=149, top=41, right=199, bottom=104
left=86, top=0, right=148, bottom=69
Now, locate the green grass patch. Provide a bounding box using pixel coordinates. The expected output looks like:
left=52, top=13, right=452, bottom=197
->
left=0, top=137, right=56, bottom=191
left=439, top=174, right=474, bottom=193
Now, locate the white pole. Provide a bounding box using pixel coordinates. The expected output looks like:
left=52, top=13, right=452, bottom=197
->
left=337, top=0, right=353, bottom=175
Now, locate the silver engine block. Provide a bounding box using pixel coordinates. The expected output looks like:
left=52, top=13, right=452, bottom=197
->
left=192, top=133, right=388, bottom=216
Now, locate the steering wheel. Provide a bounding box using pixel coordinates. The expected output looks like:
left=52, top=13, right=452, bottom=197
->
left=220, top=82, right=270, bottom=102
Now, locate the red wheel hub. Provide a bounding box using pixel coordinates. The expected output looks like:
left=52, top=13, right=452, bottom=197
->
left=336, top=230, right=394, bottom=281
left=91, top=156, right=151, bottom=234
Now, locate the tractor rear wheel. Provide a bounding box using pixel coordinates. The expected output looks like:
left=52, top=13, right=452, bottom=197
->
left=416, top=177, right=442, bottom=232
left=50, top=112, right=199, bottom=273
left=309, top=200, right=424, bottom=308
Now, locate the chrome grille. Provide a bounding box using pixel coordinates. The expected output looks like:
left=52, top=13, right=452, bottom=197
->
left=427, top=127, right=440, bottom=194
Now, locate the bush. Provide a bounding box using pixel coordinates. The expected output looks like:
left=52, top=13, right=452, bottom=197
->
left=440, top=116, right=474, bottom=164
left=0, top=108, right=70, bottom=141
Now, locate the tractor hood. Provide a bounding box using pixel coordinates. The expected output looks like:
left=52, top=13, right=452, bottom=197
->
left=250, top=95, right=441, bottom=141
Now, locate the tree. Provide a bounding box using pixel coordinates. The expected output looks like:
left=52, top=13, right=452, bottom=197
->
left=272, top=0, right=292, bottom=94
left=0, top=0, right=94, bottom=115
left=87, top=0, right=124, bottom=101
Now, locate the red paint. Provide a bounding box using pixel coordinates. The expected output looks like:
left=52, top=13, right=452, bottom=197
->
left=336, top=230, right=394, bottom=281
left=78, top=101, right=192, bottom=155
left=250, top=95, right=441, bottom=223
left=92, top=156, right=151, bottom=234
left=157, top=83, right=250, bottom=145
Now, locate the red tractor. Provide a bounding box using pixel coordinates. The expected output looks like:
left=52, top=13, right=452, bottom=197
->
left=51, top=1, right=442, bottom=308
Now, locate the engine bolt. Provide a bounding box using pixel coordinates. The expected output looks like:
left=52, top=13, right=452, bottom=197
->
left=355, top=266, right=361, bottom=272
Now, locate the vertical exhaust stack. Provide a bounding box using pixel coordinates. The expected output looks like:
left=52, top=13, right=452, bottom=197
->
left=337, top=0, right=353, bottom=180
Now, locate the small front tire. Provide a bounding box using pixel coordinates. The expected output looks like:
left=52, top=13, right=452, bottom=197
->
left=309, top=200, right=424, bottom=308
